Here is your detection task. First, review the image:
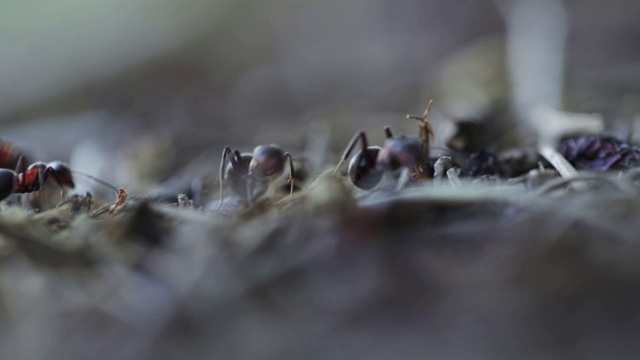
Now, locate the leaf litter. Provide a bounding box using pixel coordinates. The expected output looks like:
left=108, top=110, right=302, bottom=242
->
left=2, top=106, right=640, bottom=359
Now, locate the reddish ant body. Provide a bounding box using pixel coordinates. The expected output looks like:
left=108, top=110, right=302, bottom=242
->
left=334, top=101, right=434, bottom=189
left=219, top=144, right=295, bottom=207
left=0, top=156, right=75, bottom=201
left=0, top=140, right=117, bottom=203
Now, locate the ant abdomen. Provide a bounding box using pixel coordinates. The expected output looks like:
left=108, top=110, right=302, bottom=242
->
left=376, top=137, right=423, bottom=173
left=0, top=170, right=15, bottom=201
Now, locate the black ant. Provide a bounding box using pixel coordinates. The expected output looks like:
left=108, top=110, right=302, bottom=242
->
left=218, top=145, right=295, bottom=208
left=334, top=100, right=434, bottom=189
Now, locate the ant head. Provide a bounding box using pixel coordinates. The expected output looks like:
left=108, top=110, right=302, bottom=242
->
left=0, top=169, right=16, bottom=201
left=376, top=138, right=422, bottom=172
left=47, top=161, right=76, bottom=189
left=347, top=147, right=383, bottom=190
left=249, top=145, right=286, bottom=178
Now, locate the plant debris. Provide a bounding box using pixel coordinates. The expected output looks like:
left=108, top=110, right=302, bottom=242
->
left=1, top=103, right=640, bottom=360
left=558, top=134, right=640, bottom=170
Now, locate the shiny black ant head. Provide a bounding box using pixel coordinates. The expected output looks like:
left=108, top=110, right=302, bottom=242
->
left=347, top=147, right=383, bottom=190
left=375, top=137, right=422, bottom=173
left=246, top=145, right=296, bottom=201
left=47, top=161, right=76, bottom=189
left=248, top=145, right=287, bottom=179
left=0, top=169, right=16, bottom=201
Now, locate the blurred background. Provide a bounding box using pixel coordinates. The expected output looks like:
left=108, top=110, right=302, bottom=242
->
left=1, top=0, right=639, bottom=194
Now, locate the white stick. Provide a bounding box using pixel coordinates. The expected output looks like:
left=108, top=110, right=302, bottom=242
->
left=447, top=168, right=462, bottom=188
left=538, top=145, right=577, bottom=179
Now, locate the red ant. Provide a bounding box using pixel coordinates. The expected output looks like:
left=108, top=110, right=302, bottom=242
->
left=0, top=140, right=119, bottom=203
left=334, top=100, right=434, bottom=189
left=218, top=145, right=295, bottom=208
left=0, top=156, right=76, bottom=201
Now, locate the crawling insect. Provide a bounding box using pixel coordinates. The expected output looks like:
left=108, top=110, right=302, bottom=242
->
left=0, top=155, right=76, bottom=201
left=218, top=145, right=295, bottom=208
left=0, top=140, right=120, bottom=205
left=334, top=100, right=435, bottom=189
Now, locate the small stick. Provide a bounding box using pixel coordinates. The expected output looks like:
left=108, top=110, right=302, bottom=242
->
left=109, top=188, right=128, bottom=214
left=283, top=152, right=295, bottom=195
left=538, top=144, right=595, bottom=193
left=406, top=100, right=435, bottom=143
left=395, top=167, right=412, bottom=191
left=446, top=168, right=462, bottom=188
left=538, top=145, right=577, bottom=179
left=406, top=100, right=435, bottom=176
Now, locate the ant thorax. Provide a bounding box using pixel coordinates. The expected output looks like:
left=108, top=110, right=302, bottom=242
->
left=375, top=137, right=423, bottom=173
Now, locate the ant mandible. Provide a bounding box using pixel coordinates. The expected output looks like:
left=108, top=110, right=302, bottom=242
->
left=333, top=100, right=434, bottom=189
left=0, top=155, right=75, bottom=201
left=218, top=144, right=295, bottom=208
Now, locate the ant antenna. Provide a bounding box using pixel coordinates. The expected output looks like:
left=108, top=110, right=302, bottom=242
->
left=71, top=170, right=119, bottom=195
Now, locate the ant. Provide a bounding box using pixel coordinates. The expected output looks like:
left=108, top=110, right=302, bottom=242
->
left=0, top=156, right=76, bottom=201
left=218, top=144, right=295, bottom=208
left=333, top=100, right=434, bottom=189
left=0, top=140, right=119, bottom=204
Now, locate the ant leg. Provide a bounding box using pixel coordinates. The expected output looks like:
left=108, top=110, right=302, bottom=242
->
left=246, top=172, right=257, bottom=206
left=384, top=126, right=394, bottom=139
left=34, top=168, right=49, bottom=210
left=15, top=155, right=27, bottom=190
left=283, top=152, right=295, bottom=195
left=334, top=131, right=369, bottom=174
left=43, top=167, right=64, bottom=197
left=39, top=166, right=45, bottom=189
left=217, top=147, right=233, bottom=211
